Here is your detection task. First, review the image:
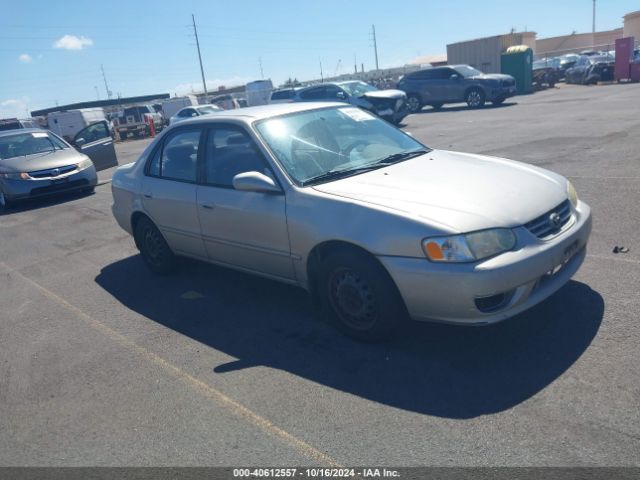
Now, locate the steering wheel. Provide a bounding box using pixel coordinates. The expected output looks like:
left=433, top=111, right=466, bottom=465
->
left=341, top=140, right=369, bottom=157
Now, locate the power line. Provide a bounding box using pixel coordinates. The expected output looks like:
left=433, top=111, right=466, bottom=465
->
left=192, top=13, right=208, bottom=96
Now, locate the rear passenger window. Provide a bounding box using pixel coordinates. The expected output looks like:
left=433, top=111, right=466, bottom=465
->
left=147, top=129, right=200, bottom=182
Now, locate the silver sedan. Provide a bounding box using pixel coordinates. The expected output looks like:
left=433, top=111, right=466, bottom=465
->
left=169, top=104, right=223, bottom=125
left=111, top=103, right=591, bottom=340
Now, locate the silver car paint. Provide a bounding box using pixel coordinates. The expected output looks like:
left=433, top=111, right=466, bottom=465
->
left=111, top=103, right=592, bottom=325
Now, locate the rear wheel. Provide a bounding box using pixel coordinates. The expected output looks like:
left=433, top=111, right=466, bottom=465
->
left=318, top=248, right=406, bottom=341
left=406, top=95, right=422, bottom=113
left=465, top=88, right=485, bottom=108
left=134, top=216, right=176, bottom=274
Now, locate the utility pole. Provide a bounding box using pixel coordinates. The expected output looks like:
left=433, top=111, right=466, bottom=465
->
left=94, top=86, right=100, bottom=100
left=319, top=58, right=324, bottom=82
left=192, top=13, right=208, bottom=96
left=101, top=64, right=112, bottom=99
left=592, top=0, right=596, bottom=47
left=372, top=24, right=379, bottom=71
left=354, top=54, right=357, bottom=74
left=259, top=57, right=264, bottom=79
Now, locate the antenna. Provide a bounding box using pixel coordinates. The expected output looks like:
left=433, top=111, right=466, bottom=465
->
left=192, top=13, right=208, bottom=96
left=371, top=25, right=379, bottom=70
left=101, top=64, right=112, bottom=99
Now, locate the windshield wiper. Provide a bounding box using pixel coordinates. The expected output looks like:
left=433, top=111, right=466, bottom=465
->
left=301, top=149, right=429, bottom=186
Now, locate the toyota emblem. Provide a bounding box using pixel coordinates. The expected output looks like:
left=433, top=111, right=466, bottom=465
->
left=548, top=212, right=562, bottom=228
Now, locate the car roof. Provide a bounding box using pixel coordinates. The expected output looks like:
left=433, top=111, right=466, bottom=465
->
left=177, top=102, right=344, bottom=123
left=0, top=127, right=47, bottom=138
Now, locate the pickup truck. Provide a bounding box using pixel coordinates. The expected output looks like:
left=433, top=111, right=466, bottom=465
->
left=115, top=105, right=163, bottom=140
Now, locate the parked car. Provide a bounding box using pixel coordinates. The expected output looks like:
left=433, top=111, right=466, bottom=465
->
left=0, top=123, right=117, bottom=208
left=47, top=108, right=107, bottom=142
left=557, top=54, right=580, bottom=80
left=565, top=55, right=615, bottom=84
left=160, top=96, right=198, bottom=125
left=0, top=118, right=39, bottom=131
left=533, top=59, right=559, bottom=88
left=269, top=87, right=300, bottom=104
left=292, top=81, right=407, bottom=124
left=397, top=65, right=517, bottom=112
left=169, top=104, right=223, bottom=125
left=210, top=94, right=241, bottom=110
left=111, top=103, right=591, bottom=340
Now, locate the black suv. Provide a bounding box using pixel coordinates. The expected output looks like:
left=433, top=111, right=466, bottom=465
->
left=397, top=65, right=517, bottom=112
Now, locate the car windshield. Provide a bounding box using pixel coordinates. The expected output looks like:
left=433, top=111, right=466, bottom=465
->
left=255, top=106, right=429, bottom=186
left=454, top=65, right=483, bottom=77
left=338, top=81, right=378, bottom=96
left=0, top=132, right=63, bottom=160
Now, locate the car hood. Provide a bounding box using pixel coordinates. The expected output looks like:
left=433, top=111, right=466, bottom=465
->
left=359, top=89, right=406, bottom=100
left=312, top=150, right=567, bottom=232
left=0, top=148, right=83, bottom=173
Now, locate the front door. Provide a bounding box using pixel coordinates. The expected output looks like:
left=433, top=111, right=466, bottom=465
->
left=73, top=121, right=118, bottom=171
left=141, top=127, right=206, bottom=259
left=196, top=125, right=294, bottom=281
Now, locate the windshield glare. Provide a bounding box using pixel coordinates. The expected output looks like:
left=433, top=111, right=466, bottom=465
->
left=255, top=107, right=428, bottom=185
left=0, top=132, right=61, bottom=160
left=454, top=65, right=483, bottom=77
left=338, top=81, right=378, bottom=96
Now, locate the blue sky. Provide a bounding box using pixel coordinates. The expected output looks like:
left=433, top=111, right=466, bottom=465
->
left=1, top=0, right=637, bottom=117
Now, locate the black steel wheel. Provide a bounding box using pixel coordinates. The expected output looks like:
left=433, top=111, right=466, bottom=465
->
left=318, top=248, right=406, bottom=341
left=134, top=216, right=176, bottom=274
left=406, top=95, right=422, bottom=113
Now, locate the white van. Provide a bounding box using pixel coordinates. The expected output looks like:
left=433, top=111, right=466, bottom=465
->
left=47, top=108, right=107, bottom=142
left=160, top=96, right=198, bottom=124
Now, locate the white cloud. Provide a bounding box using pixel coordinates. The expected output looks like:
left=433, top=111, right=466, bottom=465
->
left=53, top=34, right=93, bottom=51
left=18, top=53, right=33, bottom=63
left=0, top=97, right=31, bottom=118
left=173, top=76, right=251, bottom=96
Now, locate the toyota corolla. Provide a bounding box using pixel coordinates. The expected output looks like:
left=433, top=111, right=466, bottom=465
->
left=111, top=103, right=591, bottom=340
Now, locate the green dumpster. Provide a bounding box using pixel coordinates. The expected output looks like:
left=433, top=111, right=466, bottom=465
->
left=501, top=45, right=533, bottom=94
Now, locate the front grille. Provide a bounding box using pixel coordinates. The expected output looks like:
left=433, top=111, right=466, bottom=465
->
left=29, top=164, right=77, bottom=179
left=30, top=179, right=89, bottom=196
left=524, top=199, right=572, bottom=239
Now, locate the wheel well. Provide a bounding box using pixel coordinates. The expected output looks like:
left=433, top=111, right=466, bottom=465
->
left=306, top=240, right=400, bottom=306
left=130, top=211, right=150, bottom=249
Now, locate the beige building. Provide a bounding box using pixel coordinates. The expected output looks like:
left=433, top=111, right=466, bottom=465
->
left=447, top=32, right=536, bottom=73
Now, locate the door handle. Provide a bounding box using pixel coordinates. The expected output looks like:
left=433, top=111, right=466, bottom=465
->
left=200, top=203, right=214, bottom=210
left=143, top=193, right=153, bottom=199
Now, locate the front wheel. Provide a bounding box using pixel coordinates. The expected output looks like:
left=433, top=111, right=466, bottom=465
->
left=465, top=88, right=486, bottom=108
left=134, top=216, right=176, bottom=274
left=406, top=95, right=422, bottom=113
left=318, top=248, right=406, bottom=341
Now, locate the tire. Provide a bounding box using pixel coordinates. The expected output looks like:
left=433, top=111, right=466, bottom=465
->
left=134, top=216, right=176, bottom=274
left=406, top=94, right=422, bottom=113
left=465, top=88, right=485, bottom=108
left=430, top=103, right=444, bottom=110
left=318, top=247, right=407, bottom=341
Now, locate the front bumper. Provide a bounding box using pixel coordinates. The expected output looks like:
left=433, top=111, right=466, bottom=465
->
left=378, top=200, right=592, bottom=325
left=489, top=85, right=517, bottom=100
left=0, top=166, right=98, bottom=202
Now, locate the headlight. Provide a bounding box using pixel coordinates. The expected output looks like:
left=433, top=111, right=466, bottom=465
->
left=0, top=172, right=29, bottom=180
left=566, top=180, right=578, bottom=208
left=77, top=157, right=93, bottom=170
left=422, top=228, right=516, bottom=263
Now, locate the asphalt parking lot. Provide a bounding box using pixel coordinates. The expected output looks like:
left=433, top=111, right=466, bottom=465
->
left=1, top=83, right=638, bottom=466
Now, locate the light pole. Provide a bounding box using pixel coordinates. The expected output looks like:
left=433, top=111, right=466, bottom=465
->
left=592, top=0, right=596, bottom=48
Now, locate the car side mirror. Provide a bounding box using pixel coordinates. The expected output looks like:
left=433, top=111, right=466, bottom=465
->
left=75, top=138, right=86, bottom=147
left=232, top=171, right=281, bottom=194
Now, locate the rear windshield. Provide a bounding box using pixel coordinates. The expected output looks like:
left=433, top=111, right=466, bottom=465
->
left=271, top=90, right=295, bottom=100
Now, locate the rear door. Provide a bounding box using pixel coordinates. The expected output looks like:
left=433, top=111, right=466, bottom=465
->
left=141, top=127, right=206, bottom=259
left=72, top=121, right=118, bottom=171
